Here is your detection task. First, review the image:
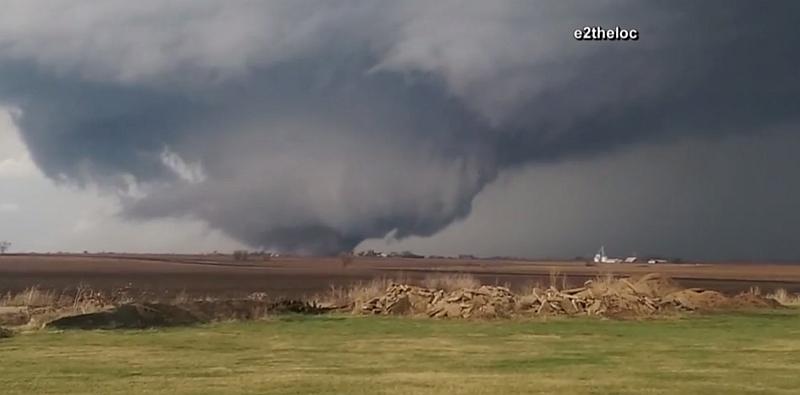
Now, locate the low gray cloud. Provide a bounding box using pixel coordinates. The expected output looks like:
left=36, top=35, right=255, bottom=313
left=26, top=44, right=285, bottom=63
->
left=365, top=129, right=800, bottom=261
left=0, top=1, right=798, bottom=255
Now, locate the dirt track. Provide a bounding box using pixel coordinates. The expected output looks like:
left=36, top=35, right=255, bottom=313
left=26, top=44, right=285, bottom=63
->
left=2, top=254, right=800, bottom=298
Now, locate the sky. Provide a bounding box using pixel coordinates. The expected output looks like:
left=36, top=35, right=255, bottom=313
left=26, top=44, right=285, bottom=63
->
left=0, top=1, right=799, bottom=260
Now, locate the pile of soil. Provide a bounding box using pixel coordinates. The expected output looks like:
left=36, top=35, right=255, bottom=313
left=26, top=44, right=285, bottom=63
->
left=360, top=284, right=518, bottom=318
left=726, top=293, right=783, bottom=309
left=661, top=288, right=729, bottom=311
left=47, top=299, right=328, bottom=330
left=359, top=274, right=782, bottom=319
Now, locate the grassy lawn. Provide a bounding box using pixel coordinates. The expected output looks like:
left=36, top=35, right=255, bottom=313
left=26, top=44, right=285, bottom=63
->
left=2, top=311, right=800, bottom=394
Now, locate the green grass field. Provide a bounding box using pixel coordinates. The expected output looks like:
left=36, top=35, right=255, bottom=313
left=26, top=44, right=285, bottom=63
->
left=2, top=311, right=800, bottom=394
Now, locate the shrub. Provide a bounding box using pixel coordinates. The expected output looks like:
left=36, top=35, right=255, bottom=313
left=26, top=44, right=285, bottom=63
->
left=0, top=327, right=13, bottom=339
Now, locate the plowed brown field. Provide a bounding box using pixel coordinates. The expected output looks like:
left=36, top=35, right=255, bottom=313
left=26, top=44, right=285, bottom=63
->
left=2, top=253, right=799, bottom=298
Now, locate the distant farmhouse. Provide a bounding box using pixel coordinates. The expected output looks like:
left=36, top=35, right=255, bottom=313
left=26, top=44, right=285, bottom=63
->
left=593, top=246, right=669, bottom=264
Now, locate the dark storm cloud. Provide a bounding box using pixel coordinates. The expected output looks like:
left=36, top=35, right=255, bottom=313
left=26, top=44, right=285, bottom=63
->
left=0, top=1, right=798, bottom=254
left=370, top=129, right=800, bottom=262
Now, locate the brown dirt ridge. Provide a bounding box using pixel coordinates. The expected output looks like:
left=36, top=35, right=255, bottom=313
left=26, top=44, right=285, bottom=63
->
left=0, top=272, right=790, bottom=331
left=47, top=300, right=329, bottom=330
left=357, top=273, right=782, bottom=319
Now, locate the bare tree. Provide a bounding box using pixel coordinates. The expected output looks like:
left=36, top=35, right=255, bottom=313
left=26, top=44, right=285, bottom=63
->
left=0, top=241, right=10, bottom=254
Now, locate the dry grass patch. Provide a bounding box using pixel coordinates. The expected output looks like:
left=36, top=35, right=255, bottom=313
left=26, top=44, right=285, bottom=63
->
left=767, top=288, right=800, bottom=306
left=318, top=273, right=481, bottom=309
left=320, top=278, right=399, bottom=308
left=1, top=285, right=135, bottom=329
left=547, top=269, right=569, bottom=289
left=1, top=287, right=59, bottom=307
left=420, top=273, right=480, bottom=291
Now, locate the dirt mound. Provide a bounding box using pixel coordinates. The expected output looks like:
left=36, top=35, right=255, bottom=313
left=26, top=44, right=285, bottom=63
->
left=726, top=293, right=784, bottom=309
left=47, top=303, right=197, bottom=329
left=356, top=276, right=679, bottom=318
left=47, top=299, right=328, bottom=330
left=428, top=286, right=517, bottom=318
left=662, top=289, right=729, bottom=310
left=359, top=284, right=440, bottom=315
left=518, top=284, right=662, bottom=317
left=360, top=284, right=517, bottom=318
left=358, top=274, right=783, bottom=319
left=626, top=273, right=681, bottom=297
